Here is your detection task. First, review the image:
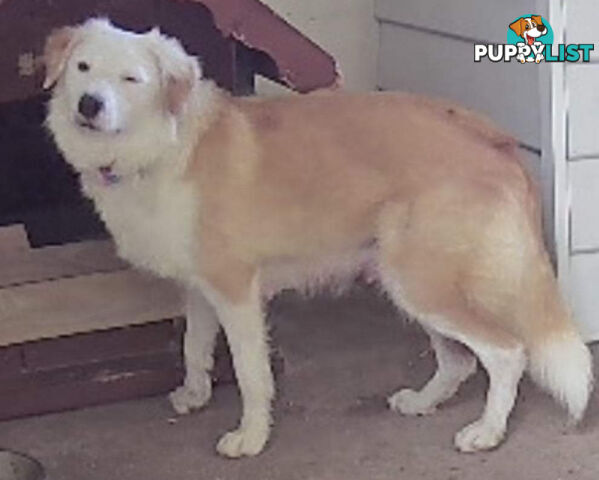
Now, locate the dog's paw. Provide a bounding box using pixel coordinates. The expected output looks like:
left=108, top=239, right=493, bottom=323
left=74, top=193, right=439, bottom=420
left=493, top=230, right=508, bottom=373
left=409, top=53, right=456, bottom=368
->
left=169, top=376, right=212, bottom=415
left=454, top=419, right=505, bottom=453
left=388, top=389, right=437, bottom=416
left=216, top=424, right=270, bottom=458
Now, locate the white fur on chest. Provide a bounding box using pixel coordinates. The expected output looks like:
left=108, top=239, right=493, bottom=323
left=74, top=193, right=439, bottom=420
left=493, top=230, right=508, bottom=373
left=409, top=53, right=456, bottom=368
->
left=85, top=174, right=198, bottom=282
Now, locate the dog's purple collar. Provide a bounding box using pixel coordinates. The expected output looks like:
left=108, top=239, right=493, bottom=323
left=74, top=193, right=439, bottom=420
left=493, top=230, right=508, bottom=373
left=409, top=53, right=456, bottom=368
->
left=99, top=164, right=120, bottom=186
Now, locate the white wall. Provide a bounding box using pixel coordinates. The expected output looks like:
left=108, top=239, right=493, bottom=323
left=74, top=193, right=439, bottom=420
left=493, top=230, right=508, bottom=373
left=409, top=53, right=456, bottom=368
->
left=257, top=0, right=378, bottom=95
left=376, top=0, right=540, bottom=149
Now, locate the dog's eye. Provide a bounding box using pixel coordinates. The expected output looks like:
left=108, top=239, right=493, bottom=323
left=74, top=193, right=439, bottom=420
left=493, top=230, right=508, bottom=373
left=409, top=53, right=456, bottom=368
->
left=122, top=75, right=140, bottom=84
left=77, top=61, right=90, bottom=72
left=525, top=25, right=530, bottom=30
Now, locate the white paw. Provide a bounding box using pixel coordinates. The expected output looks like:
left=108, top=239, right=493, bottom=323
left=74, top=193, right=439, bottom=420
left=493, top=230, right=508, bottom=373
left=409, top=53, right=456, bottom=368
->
left=169, top=376, right=212, bottom=415
left=216, top=424, right=270, bottom=458
left=454, top=419, right=505, bottom=453
left=388, top=389, right=437, bottom=416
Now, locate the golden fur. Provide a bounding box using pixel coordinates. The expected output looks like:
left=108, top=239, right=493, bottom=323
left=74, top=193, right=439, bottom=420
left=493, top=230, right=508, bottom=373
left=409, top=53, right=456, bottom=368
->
left=192, top=91, right=540, bottom=327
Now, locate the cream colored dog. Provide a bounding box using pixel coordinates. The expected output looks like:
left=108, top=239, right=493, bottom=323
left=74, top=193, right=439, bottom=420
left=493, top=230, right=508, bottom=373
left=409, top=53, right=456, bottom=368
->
left=44, top=19, right=592, bottom=458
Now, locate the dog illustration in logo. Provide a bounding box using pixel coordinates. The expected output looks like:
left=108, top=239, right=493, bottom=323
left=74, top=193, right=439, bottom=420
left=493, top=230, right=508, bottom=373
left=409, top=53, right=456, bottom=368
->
left=509, top=15, right=548, bottom=63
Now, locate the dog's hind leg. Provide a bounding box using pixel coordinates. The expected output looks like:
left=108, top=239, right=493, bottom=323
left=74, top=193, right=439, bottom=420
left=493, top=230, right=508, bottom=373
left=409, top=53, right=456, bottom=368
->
left=170, top=287, right=220, bottom=414
left=442, top=320, right=526, bottom=453
left=382, top=264, right=526, bottom=452
left=377, top=191, right=527, bottom=452
left=389, top=328, right=477, bottom=416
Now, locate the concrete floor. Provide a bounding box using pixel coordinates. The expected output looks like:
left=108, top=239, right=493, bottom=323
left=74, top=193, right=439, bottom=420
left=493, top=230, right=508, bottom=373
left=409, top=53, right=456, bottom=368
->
left=2, top=287, right=599, bottom=480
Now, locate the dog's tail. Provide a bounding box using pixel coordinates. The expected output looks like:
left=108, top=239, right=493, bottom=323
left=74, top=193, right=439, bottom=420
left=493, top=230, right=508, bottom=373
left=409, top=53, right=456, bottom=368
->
left=524, top=263, right=593, bottom=423
left=529, top=330, right=592, bottom=423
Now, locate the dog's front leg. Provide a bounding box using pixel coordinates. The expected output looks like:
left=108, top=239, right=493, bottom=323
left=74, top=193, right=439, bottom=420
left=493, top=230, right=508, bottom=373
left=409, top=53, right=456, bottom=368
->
left=170, top=287, right=220, bottom=414
left=201, top=270, right=274, bottom=458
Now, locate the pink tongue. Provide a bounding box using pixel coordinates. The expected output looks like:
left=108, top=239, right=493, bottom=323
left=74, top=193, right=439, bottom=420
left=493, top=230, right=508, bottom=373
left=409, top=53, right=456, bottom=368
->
left=527, top=36, right=534, bottom=45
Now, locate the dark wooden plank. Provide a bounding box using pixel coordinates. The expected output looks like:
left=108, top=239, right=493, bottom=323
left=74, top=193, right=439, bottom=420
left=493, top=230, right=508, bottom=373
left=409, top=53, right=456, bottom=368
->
left=23, top=319, right=183, bottom=371
left=0, top=309, right=285, bottom=421
left=0, top=352, right=181, bottom=391
left=0, top=319, right=185, bottom=420
left=0, top=345, right=24, bottom=380
left=0, top=366, right=183, bottom=421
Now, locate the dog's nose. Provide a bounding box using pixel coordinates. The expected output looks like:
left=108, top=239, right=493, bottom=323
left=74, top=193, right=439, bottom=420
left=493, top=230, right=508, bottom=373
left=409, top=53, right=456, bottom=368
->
left=78, top=94, right=103, bottom=119
left=538, top=24, right=546, bottom=32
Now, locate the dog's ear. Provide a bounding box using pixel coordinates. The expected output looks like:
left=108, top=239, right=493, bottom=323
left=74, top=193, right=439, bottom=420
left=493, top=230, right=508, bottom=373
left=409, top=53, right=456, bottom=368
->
left=146, top=28, right=200, bottom=116
left=531, top=15, right=544, bottom=27
left=43, top=26, right=81, bottom=89
left=509, top=18, right=525, bottom=37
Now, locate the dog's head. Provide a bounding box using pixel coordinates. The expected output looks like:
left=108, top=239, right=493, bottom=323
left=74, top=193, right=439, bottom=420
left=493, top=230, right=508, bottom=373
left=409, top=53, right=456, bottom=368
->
left=509, top=15, right=547, bottom=45
left=44, top=19, right=202, bottom=180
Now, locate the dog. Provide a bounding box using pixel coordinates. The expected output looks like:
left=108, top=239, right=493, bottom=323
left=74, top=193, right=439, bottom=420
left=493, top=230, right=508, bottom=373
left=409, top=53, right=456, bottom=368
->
left=44, top=19, right=592, bottom=458
left=509, top=15, right=548, bottom=63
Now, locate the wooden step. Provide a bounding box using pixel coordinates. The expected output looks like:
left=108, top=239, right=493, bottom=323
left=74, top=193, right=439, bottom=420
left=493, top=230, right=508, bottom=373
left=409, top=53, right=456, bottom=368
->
left=0, top=269, right=183, bottom=346
left=0, top=226, right=182, bottom=346
left=0, top=239, right=127, bottom=288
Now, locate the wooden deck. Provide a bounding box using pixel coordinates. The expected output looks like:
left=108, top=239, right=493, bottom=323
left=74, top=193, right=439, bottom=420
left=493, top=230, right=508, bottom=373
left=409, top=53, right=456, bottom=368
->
left=0, top=225, right=188, bottom=419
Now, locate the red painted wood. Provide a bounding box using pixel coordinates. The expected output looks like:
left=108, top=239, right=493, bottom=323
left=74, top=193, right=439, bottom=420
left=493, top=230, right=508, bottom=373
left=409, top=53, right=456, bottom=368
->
left=0, top=320, right=184, bottom=420
left=193, top=0, right=340, bottom=92
left=0, top=346, right=24, bottom=380
left=22, top=320, right=183, bottom=371
left=0, top=364, right=182, bottom=420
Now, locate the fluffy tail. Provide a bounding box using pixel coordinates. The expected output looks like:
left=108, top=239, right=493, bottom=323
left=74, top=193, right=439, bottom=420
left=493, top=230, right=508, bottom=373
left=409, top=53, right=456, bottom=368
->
left=514, top=210, right=594, bottom=423
left=528, top=327, right=593, bottom=423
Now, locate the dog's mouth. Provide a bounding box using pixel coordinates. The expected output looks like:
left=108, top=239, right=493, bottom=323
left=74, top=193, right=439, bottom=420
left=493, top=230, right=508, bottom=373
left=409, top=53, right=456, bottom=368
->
left=76, top=118, right=101, bottom=131
left=75, top=118, right=122, bottom=135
